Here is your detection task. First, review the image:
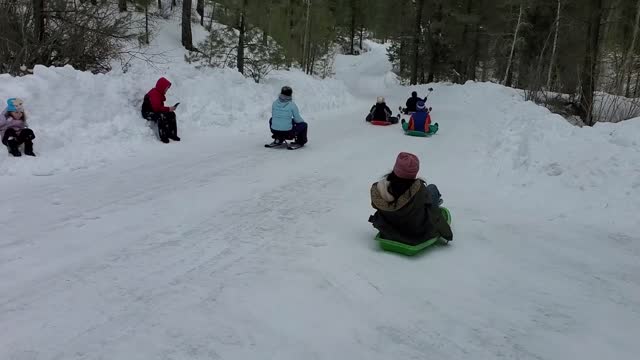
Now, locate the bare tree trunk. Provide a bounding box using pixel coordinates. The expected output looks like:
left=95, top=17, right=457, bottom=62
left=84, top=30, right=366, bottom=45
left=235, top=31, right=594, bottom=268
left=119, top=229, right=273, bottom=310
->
left=350, top=0, right=357, bottom=54
left=467, top=23, right=480, bottom=81
left=503, top=0, right=524, bottom=85
left=182, top=0, right=194, bottom=50
left=411, top=0, right=425, bottom=85
left=286, top=0, right=295, bottom=68
left=237, top=0, right=248, bottom=74
left=172, top=0, right=176, bottom=10
left=547, top=0, right=561, bottom=89
left=157, top=0, right=162, bottom=10
left=359, top=25, right=364, bottom=51
left=197, top=0, right=205, bottom=27
left=118, top=0, right=126, bottom=12
left=302, top=0, right=312, bottom=69
left=144, top=4, right=149, bottom=45
left=580, top=0, right=603, bottom=126
left=618, top=0, right=640, bottom=95
left=208, top=2, right=215, bottom=30
left=626, top=69, right=633, bottom=97
left=262, top=0, right=272, bottom=45
left=33, top=0, right=45, bottom=42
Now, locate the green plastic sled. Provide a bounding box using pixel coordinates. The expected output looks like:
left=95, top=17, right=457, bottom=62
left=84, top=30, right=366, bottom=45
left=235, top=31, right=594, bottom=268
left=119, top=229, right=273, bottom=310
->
left=401, top=122, right=438, bottom=137
left=405, top=130, right=432, bottom=137
left=375, top=207, right=452, bottom=256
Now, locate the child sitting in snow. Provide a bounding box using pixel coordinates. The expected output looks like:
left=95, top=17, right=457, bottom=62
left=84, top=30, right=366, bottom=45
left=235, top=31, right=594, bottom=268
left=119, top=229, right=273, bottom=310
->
left=1, top=98, right=36, bottom=157
left=141, top=77, right=180, bottom=143
left=369, top=152, right=452, bottom=245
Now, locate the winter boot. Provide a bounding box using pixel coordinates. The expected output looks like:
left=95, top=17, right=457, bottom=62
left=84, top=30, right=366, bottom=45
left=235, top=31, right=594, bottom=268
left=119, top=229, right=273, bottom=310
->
left=23, top=142, right=35, bottom=157
left=6, top=138, right=21, bottom=157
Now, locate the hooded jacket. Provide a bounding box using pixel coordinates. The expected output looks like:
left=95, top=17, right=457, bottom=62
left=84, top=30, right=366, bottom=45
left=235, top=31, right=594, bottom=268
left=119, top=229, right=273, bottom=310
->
left=271, top=95, right=304, bottom=131
left=0, top=109, right=28, bottom=135
left=369, top=179, right=453, bottom=245
left=143, top=77, right=172, bottom=114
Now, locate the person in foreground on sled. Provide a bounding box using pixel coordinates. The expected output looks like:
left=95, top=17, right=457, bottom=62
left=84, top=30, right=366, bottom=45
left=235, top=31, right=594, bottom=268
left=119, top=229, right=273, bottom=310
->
left=366, top=96, right=398, bottom=124
left=267, top=86, right=308, bottom=148
left=1, top=98, right=36, bottom=157
left=369, top=152, right=452, bottom=245
left=141, top=77, right=180, bottom=143
left=401, top=100, right=438, bottom=134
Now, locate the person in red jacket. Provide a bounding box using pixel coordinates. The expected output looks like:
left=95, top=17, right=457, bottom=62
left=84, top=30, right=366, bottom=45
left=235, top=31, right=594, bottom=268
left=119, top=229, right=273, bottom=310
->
left=141, top=77, right=180, bottom=143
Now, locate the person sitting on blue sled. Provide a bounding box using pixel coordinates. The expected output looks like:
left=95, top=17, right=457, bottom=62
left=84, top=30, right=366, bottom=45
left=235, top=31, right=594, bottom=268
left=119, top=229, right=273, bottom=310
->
left=267, top=85, right=308, bottom=147
left=369, top=152, right=452, bottom=245
left=366, top=96, right=398, bottom=124
left=401, top=100, right=438, bottom=135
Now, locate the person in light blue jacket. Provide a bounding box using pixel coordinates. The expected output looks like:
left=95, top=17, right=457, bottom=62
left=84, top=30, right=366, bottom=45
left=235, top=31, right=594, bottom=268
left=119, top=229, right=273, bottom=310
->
left=267, top=86, right=308, bottom=147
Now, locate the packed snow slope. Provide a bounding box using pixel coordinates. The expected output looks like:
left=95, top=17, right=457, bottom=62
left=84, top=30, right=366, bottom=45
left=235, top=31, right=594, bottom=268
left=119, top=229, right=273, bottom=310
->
left=1, top=19, right=640, bottom=360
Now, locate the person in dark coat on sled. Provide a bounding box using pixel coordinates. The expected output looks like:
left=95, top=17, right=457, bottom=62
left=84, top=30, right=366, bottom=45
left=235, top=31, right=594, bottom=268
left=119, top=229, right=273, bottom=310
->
left=141, top=77, right=180, bottom=143
left=267, top=86, right=308, bottom=147
left=366, top=96, right=398, bottom=124
left=403, top=91, right=422, bottom=114
left=369, top=152, right=452, bottom=245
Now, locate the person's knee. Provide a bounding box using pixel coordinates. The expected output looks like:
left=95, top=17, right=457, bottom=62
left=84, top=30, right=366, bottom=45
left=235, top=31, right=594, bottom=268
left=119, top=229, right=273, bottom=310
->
left=22, top=129, right=35, bottom=139
left=425, top=184, right=442, bottom=201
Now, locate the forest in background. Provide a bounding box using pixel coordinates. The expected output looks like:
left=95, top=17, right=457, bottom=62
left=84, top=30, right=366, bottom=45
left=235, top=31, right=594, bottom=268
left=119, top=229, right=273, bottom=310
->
left=2, top=0, right=640, bottom=124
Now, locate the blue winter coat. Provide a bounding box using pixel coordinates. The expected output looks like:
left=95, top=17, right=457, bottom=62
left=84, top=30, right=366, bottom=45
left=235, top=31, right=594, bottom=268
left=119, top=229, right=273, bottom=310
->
left=271, top=95, right=304, bottom=131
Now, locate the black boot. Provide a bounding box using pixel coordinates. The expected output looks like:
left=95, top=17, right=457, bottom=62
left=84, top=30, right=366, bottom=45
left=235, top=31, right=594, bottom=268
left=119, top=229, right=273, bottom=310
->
left=158, top=126, right=169, bottom=143
left=6, top=139, right=21, bottom=157
left=23, top=142, right=35, bottom=156
left=168, top=116, right=180, bottom=141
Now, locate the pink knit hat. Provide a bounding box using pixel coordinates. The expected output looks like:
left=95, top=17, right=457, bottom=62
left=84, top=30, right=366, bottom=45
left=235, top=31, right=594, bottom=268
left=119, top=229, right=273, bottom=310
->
left=393, top=152, right=420, bottom=179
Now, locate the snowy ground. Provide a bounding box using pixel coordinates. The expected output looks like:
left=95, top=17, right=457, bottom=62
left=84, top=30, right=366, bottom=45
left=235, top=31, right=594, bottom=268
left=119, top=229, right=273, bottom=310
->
left=1, top=16, right=640, bottom=360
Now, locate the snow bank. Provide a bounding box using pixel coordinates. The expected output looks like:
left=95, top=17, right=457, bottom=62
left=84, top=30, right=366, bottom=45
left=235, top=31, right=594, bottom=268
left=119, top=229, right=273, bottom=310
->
left=0, top=17, right=354, bottom=176
left=408, top=80, right=640, bottom=218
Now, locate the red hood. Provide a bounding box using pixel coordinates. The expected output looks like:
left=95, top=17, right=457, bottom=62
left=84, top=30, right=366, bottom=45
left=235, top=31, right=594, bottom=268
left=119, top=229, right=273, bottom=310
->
left=155, top=77, right=171, bottom=94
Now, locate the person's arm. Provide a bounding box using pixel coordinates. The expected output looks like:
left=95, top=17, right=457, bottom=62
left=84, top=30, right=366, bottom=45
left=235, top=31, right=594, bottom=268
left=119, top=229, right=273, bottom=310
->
left=291, top=102, right=304, bottom=123
left=0, top=114, right=8, bottom=131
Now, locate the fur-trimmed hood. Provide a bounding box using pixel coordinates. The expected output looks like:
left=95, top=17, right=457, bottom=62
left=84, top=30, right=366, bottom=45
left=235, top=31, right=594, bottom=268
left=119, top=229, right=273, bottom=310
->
left=370, top=179, right=425, bottom=212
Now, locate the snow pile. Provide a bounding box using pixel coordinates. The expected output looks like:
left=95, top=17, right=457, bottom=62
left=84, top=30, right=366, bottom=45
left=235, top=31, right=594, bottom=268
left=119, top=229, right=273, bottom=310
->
left=0, top=16, right=354, bottom=176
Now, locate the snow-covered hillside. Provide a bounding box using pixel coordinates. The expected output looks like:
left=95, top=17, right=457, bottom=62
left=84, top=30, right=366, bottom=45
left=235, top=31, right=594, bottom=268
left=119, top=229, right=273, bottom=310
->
left=1, top=15, right=639, bottom=360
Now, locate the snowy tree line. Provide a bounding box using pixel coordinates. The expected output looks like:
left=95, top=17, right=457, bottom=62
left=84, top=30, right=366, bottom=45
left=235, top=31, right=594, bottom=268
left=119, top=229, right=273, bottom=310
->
left=3, top=0, right=640, bottom=124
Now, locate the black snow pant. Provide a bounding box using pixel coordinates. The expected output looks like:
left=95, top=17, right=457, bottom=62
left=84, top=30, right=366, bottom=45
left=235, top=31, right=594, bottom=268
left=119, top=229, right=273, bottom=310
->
left=2, top=128, right=35, bottom=156
left=269, top=119, right=308, bottom=145
left=143, top=111, right=178, bottom=142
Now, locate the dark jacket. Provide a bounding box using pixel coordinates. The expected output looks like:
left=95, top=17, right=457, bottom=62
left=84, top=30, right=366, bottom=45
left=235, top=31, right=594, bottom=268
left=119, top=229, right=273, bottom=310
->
left=142, top=77, right=172, bottom=116
left=369, top=103, right=392, bottom=121
left=405, top=95, right=420, bottom=112
left=369, top=179, right=453, bottom=245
